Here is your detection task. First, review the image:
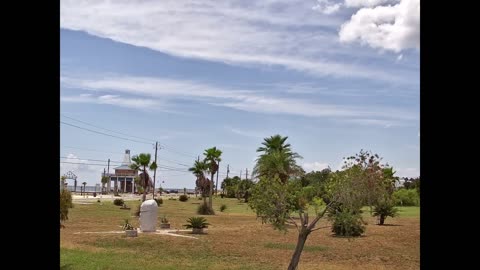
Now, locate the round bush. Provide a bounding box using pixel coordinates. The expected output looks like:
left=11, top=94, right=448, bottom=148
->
left=179, top=195, right=189, bottom=202
left=331, top=210, right=366, bottom=237
left=113, top=198, right=124, bottom=206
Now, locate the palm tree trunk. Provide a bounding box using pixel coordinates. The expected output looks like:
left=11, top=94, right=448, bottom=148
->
left=142, top=165, right=147, bottom=202
left=287, top=229, right=310, bottom=270
left=209, top=172, right=214, bottom=210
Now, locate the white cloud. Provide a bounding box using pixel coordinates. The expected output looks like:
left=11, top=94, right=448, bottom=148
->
left=302, top=161, right=330, bottom=172
left=339, top=0, right=419, bottom=52
left=344, top=0, right=398, bottom=8
left=397, top=54, right=403, bottom=61
left=312, top=0, right=342, bottom=15
left=60, top=0, right=413, bottom=83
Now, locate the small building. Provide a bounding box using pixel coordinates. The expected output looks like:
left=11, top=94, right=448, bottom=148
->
left=107, top=149, right=138, bottom=193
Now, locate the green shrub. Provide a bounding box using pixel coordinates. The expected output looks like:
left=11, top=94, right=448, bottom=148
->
left=372, top=199, right=399, bottom=225
left=179, top=195, right=189, bottom=202
left=184, top=216, right=209, bottom=229
left=154, top=198, right=163, bottom=206
left=97, top=199, right=101, bottom=203
left=393, top=188, right=419, bottom=206
left=198, top=197, right=203, bottom=200
left=220, top=204, right=227, bottom=212
left=197, top=203, right=215, bottom=215
left=60, top=190, right=73, bottom=226
left=113, top=198, right=124, bottom=206
left=330, top=209, right=366, bottom=237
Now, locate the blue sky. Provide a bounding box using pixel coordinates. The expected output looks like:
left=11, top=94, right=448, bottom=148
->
left=60, top=0, right=420, bottom=188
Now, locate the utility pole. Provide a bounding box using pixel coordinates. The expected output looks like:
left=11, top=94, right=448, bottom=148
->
left=103, top=168, right=106, bottom=193
left=107, top=158, right=112, bottom=194
left=153, top=142, right=158, bottom=199
left=197, top=155, right=200, bottom=162
left=240, top=169, right=242, bottom=179
left=222, top=164, right=229, bottom=195
left=215, top=161, right=220, bottom=195
left=245, top=168, right=248, bottom=180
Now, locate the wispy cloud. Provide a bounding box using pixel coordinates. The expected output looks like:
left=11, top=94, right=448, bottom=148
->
left=61, top=94, right=162, bottom=110
left=225, top=126, right=266, bottom=139
left=60, top=0, right=417, bottom=83
left=312, top=0, right=342, bottom=15
left=62, top=74, right=418, bottom=124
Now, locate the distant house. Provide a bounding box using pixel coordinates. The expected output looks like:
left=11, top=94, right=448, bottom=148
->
left=106, top=149, right=138, bottom=193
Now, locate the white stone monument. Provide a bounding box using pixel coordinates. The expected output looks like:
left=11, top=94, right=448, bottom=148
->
left=139, top=199, right=158, bottom=232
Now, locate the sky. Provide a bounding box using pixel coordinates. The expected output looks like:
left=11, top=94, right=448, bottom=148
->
left=60, top=0, right=420, bottom=188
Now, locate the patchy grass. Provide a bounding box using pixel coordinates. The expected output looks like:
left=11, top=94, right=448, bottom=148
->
left=61, top=197, right=419, bottom=270
left=264, top=242, right=328, bottom=252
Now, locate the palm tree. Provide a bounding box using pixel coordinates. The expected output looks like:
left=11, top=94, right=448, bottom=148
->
left=253, top=135, right=303, bottom=183
left=82, top=182, right=87, bottom=196
left=256, top=134, right=292, bottom=154
left=189, top=160, right=209, bottom=207
left=130, top=153, right=156, bottom=202
left=203, top=147, right=222, bottom=210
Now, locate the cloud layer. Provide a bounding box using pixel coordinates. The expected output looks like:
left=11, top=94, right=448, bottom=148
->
left=61, top=0, right=417, bottom=82
left=62, top=74, right=418, bottom=125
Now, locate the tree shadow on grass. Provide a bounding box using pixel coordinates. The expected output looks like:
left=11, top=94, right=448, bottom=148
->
left=377, top=224, right=403, bottom=226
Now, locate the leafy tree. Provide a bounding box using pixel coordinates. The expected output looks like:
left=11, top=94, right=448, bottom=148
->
left=249, top=143, right=392, bottom=270
left=221, top=176, right=241, bottom=198
left=237, top=179, right=255, bottom=202
left=203, top=147, right=222, bottom=212
left=130, top=153, right=156, bottom=202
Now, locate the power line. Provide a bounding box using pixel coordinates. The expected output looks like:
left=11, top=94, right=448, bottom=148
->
left=61, top=121, right=152, bottom=145
left=60, top=161, right=189, bottom=172
left=61, top=145, right=124, bottom=155
left=60, top=156, right=123, bottom=164
left=161, top=145, right=197, bottom=159
left=61, top=114, right=156, bottom=143
left=61, top=115, right=199, bottom=158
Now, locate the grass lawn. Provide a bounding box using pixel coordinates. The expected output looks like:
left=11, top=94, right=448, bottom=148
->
left=61, top=196, right=419, bottom=270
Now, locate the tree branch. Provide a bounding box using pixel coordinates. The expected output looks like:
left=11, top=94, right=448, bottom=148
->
left=289, top=216, right=300, bottom=232
left=307, top=202, right=333, bottom=231
left=299, top=211, right=304, bottom=227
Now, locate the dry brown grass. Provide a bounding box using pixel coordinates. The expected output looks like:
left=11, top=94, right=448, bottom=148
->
left=61, top=197, right=419, bottom=270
